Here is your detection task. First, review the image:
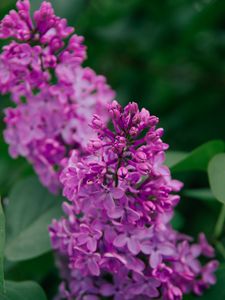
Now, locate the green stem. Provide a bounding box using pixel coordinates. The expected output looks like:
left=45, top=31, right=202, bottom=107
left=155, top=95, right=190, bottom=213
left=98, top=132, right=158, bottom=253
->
left=0, top=199, right=5, bottom=294
left=214, top=204, right=225, bottom=239
left=215, top=241, right=225, bottom=260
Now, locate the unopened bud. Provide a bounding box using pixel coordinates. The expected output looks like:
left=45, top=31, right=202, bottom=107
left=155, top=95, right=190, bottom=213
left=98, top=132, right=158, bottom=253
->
left=118, top=167, right=128, bottom=179
left=136, top=151, right=147, bottom=161
left=92, top=115, right=103, bottom=129
left=138, top=163, right=150, bottom=174
left=129, top=126, right=138, bottom=137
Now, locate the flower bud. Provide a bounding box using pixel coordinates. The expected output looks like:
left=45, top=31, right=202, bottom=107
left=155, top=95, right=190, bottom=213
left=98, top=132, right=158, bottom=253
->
left=136, top=151, right=147, bottom=161
left=138, top=163, right=150, bottom=174
left=118, top=167, right=128, bottom=179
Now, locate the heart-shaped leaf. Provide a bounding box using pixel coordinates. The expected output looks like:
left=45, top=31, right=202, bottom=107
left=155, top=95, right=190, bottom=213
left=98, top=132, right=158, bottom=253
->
left=208, top=153, right=225, bottom=204
left=5, top=176, right=63, bottom=261
left=165, top=151, right=187, bottom=168
left=0, top=281, right=47, bottom=300
left=167, top=140, right=225, bottom=172
left=5, top=253, right=55, bottom=282
left=184, top=189, right=215, bottom=202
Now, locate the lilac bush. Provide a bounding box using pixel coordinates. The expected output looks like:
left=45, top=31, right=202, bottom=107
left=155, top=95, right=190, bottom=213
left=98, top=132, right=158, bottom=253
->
left=0, top=0, right=115, bottom=192
left=50, top=101, right=218, bottom=299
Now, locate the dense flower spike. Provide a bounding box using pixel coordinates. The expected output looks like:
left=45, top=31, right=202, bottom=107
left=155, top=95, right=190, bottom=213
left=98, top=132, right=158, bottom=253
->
left=0, top=0, right=115, bottom=192
left=50, top=101, right=218, bottom=299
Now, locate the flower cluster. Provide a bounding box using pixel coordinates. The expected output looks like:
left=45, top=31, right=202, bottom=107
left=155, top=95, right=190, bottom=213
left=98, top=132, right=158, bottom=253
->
left=50, top=101, right=218, bottom=299
left=0, top=0, right=115, bottom=192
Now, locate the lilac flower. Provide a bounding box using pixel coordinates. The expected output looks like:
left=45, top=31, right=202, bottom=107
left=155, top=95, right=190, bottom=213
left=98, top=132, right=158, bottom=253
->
left=76, top=223, right=102, bottom=252
left=145, top=240, right=175, bottom=269
left=198, top=232, right=215, bottom=257
left=50, top=101, right=218, bottom=299
left=113, top=232, right=141, bottom=255
left=0, top=0, right=115, bottom=192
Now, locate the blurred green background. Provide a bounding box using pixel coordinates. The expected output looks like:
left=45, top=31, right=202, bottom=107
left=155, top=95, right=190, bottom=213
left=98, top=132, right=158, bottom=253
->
left=1, top=0, right=225, bottom=299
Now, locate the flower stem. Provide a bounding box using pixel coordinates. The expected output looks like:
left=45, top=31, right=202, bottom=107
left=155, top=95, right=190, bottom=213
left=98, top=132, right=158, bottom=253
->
left=215, top=241, right=225, bottom=260
left=214, top=204, right=225, bottom=239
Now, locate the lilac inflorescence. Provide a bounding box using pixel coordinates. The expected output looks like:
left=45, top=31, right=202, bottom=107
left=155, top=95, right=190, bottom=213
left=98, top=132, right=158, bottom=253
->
left=0, top=0, right=115, bottom=192
left=50, top=101, right=218, bottom=299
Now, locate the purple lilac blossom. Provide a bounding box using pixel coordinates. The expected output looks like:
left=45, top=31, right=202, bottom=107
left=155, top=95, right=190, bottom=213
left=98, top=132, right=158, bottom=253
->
left=0, top=0, right=115, bottom=192
left=50, top=101, right=218, bottom=299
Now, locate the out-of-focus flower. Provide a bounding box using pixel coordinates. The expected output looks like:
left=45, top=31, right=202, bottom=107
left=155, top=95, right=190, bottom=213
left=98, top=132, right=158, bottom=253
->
left=0, top=0, right=115, bottom=192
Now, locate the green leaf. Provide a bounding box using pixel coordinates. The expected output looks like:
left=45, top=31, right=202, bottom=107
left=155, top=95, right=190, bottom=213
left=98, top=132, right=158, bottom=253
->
left=0, top=200, right=5, bottom=293
left=5, top=253, right=55, bottom=282
left=208, top=153, right=225, bottom=204
left=168, top=140, right=225, bottom=172
left=0, top=281, right=47, bottom=300
left=184, top=189, right=215, bottom=202
left=5, top=176, right=63, bottom=261
left=165, top=151, right=187, bottom=168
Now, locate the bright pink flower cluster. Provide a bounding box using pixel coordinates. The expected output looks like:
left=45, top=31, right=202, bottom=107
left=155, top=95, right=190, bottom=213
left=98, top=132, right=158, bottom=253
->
left=50, top=101, right=218, bottom=299
left=0, top=0, right=115, bottom=192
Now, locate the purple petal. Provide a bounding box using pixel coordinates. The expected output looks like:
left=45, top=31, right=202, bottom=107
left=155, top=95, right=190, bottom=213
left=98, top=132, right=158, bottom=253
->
left=150, top=251, right=162, bottom=268
left=77, top=233, right=89, bottom=245
left=104, top=227, right=117, bottom=243
left=100, top=284, right=115, bottom=296
left=126, top=207, right=140, bottom=223
left=87, top=238, right=97, bottom=252
left=140, top=240, right=153, bottom=254
left=104, top=252, right=127, bottom=265
left=127, top=257, right=145, bottom=273
left=191, top=244, right=201, bottom=257
left=189, top=257, right=201, bottom=273
left=111, top=187, right=124, bottom=199
left=107, top=207, right=124, bottom=219
left=83, top=296, right=99, bottom=300
left=199, top=233, right=215, bottom=257
left=88, top=258, right=100, bottom=276
left=127, top=237, right=141, bottom=255
left=113, top=234, right=127, bottom=248
left=159, top=244, right=175, bottom=256
left=104, top=194, right=115, bottom=211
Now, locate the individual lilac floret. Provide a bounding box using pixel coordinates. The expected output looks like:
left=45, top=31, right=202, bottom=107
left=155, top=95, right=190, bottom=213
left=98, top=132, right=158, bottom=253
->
left=0, top=0, right=115, bottom=192
left=50, top=101, right=218, bottom=299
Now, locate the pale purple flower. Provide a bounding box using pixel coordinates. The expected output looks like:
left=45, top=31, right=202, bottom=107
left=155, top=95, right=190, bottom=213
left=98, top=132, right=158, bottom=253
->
left=0, top=0, right=115, bottom=192
left=50, top=101, right=218, bottom=299
left=199, top=233, right=215, bottom=257
left=76, top=223, right=102, bottom=252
